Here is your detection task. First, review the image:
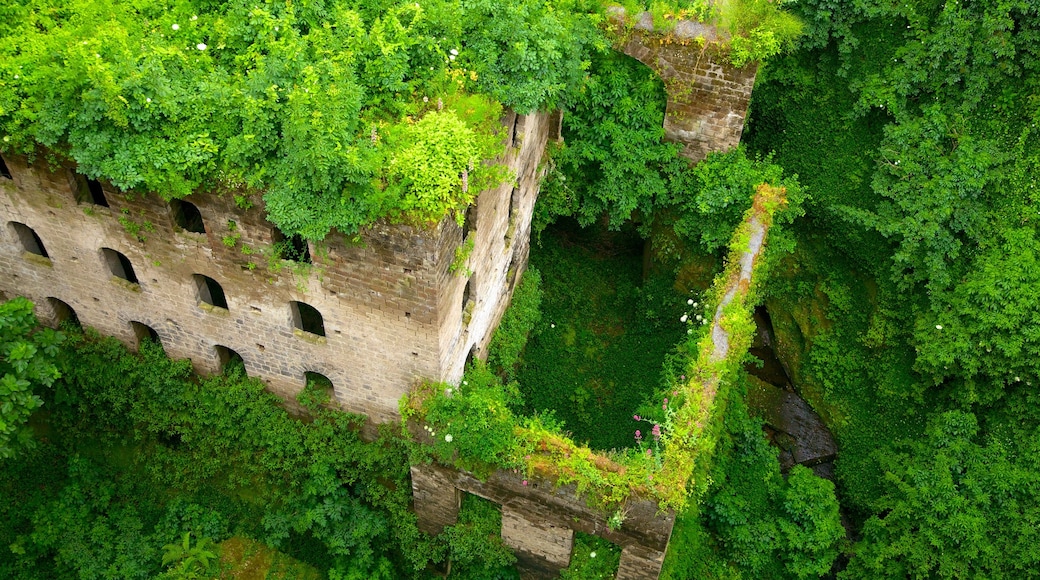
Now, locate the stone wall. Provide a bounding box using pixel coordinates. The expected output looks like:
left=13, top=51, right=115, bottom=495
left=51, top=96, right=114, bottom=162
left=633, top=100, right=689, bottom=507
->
left=0, top=110, right=554, bottom=425
left=617, top=12, right=758, bottom=163
left=411, top=463, right=673, bottom=580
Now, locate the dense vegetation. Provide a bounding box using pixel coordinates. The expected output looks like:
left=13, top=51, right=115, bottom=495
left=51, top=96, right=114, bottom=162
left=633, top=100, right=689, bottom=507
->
left=4, top=0, right=1040, bottom=577
left=0, top=0, right=797, bottom=240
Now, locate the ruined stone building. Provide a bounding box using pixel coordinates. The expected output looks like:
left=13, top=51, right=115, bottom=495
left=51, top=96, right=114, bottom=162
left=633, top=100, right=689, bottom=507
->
left=0, top=19, right=756, bottom=579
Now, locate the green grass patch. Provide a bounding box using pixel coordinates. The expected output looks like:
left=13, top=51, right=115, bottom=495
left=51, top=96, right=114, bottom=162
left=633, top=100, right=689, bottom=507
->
left=516, top=219, right=690, bottom=450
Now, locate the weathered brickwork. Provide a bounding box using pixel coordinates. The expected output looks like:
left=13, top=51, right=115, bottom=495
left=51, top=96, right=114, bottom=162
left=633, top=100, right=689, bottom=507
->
left=618, top=13, right=758, bottom=163
left=411, top=463, right=674, bottom=579
left=0, top=110, right=553, bottom=425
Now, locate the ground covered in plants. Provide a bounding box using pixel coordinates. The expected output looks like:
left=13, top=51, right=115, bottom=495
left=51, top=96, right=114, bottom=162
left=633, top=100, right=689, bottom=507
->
left=514, top=219, right=691, bottom=450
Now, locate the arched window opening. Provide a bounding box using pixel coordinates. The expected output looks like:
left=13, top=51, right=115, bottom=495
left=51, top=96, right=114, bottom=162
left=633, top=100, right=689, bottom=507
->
left=290, top=301, right=325, bottom=337
left=272, top=228, right=311, bottom=263
left=0, top=155, right=12, bottom=180
left=299, top=371, right=334, bottom=410
left=193, top=274, right=228, bottom=310
left=9, top=222, right=49, bottom=258
left=74, top=173, right=109, bottom=207
left=214, top=345, right=245, bottom=375
left=461, top=276, right=473, bottom=308
left=170, top=199, right=206, bottom=234
left=129, top=321, right=162, bottom=351
left=101, top=248, right=139, bottom=284
left=46, top=297, right=80, bottom=329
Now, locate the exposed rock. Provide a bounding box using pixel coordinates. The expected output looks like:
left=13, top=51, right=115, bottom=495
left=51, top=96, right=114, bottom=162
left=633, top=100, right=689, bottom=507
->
left=746, top=375, right=838, bottom=469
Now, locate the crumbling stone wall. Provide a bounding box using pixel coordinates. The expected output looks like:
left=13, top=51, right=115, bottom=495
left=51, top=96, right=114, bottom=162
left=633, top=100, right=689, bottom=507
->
left=0, top=110, right=554, bottom=425
left=617, top=13, right=758, bottom=162
left=411, top=463, right=673, bottom=580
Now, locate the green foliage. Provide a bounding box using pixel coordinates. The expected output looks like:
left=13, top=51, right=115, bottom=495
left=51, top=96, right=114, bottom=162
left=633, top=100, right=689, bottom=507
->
left=842, top=410, right=1040, bottom=579
left=442, top=494, right=517, bottom=578
left=719, top=0, right=804, bottom=67
left=487, top=268, right=543, bottom=381
left=0, top=0, right=605, bottom=240
left=559, top=532, right=621, bottom=579
left=0, top=329, right=435, bottom=578
left=417, top=361, right=524, bottom=473
left=0, top=297, right=63, bottom=459
left=160, top=532, right=219, bottom=580
left=516, top=222, right=687, bottom=450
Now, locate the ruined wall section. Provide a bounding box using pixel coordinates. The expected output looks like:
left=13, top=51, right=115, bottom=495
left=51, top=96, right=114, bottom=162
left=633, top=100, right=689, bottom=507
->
left=617, top=13, right=758, bottom=163
left=0, top=111, right=553, bottom=424
left=437, top=110, right=553, bottom=384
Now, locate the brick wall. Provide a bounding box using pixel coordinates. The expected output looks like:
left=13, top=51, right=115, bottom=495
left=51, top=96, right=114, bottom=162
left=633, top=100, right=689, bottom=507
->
left=617, top=12, right=758, bottom=163
left=0, top=110, right=553, bottom=425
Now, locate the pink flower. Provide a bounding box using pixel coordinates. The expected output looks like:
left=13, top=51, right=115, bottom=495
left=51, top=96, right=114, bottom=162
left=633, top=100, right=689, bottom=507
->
left=633, top=415, right=640, bottom=421
left=663, top=398, right=668, bottom=405
left=522, top=480, right=528, bottom=486
left=635, top=430, right=642, bottom=441
left=646, top=448, right=652, bottom=456
left=652, top=424, right=661, bottom=440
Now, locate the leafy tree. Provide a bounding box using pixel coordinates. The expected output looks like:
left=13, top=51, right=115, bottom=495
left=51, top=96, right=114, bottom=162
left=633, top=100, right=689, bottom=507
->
left=160, top=533, right=219, bottom=580
left=0, top=297, right=62, bottom=459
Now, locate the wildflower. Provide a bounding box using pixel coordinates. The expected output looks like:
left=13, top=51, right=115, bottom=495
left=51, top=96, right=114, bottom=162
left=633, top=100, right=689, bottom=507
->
left=680, top=314, right=688, bottom=323
left=191, top=15, right=198, bottom=20
left=450, top=48, right=459, bottom=56
left=551, top=323, right=556, bottom=328
left=635, top=430, right=642, bottom=441
left=423, top=96, right=429, bottom=102
left=196, top=43, right=207, bottom=50
left=646, top=448, right=652, bottom=456
left=634, top=415, right=641, bottom=421
left=146, top=97, right=151, bottom=103
left=522, top=480, right=528, bottom=486
left=680, top=375, right=685, bottom=380
left=687, top=298, right=694, bottom=305
left=461, top=169, right=468, bottom=193
left=935, top=324, right=943, bottom=330
left=663, top=398, right=668, bottom=405
left=172, top=23, right=180, bottom=30
left=463, top=380, right=468, bottom=386
left=590, top=551, right=597, bottom=558
left=693, top=302, right=698, bottom=307
left=445, top=434, right=453, bottom=442
left=449, top=54, right=456, bottom=61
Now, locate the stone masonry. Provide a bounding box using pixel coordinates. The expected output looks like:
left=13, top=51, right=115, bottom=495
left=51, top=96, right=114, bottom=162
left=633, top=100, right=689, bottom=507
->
left=0, top=110, right=554, bottom=426
left=617, top=12, right=758, bottom=163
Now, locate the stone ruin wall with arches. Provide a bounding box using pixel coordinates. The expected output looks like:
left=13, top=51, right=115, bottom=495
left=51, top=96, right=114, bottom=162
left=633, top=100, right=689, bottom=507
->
left=0, top=110, right=556, bottom=426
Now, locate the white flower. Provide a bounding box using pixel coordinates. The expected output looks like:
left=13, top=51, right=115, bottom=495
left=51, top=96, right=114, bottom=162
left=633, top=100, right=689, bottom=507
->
left=13, top=75, right=18, bottom=79
left=196, top=43, right=207, bottom=50
left=687, top=298, right=694, bottom=305
left=172, top=23, right=180, bottom=30
left=450, top=48, right=459, bottom=56
left=680, top=315, right=688, bottom=323
left=146, top=97, right=151, bottom=103
left=462, top=380, right=468, bottom=386
left=445, top=434, right=453, bottom=442
left=449, top=54, right=456, bottom=61
left=551, top=323, right=556, bottom=328
left=693, top=302, right=698, bottom=307
left=590, top=551, right=597, bottom=558
left=935, top=324, right=943, bottom=330
left=191, top=15, right=198, bottom=20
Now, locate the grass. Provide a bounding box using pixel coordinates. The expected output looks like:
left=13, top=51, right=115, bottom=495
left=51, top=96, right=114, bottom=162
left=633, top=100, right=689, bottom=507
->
left=516, top=218, right=690, bottom=451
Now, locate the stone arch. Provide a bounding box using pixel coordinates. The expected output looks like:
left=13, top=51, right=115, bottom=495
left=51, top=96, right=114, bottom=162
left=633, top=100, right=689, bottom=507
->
left=100, top=247, right=139, bottom=284
left=272, top=228, right=311, bottom=263
left=129, top=320, right=162, bottom=351
left=8, top=221, right=49, bottom=258
left=73, top=172, right=109, bottom=206
left=290, top=301, right=325, bottom=337
left=46, top=297, right=80, bottom=328
left=170, top=199, right=206, bottom=234
left=614, top=12, right=757, bottom=162
left=214, top=344, right=245, bottom=374
left=193, top=274, right=229, bottom=310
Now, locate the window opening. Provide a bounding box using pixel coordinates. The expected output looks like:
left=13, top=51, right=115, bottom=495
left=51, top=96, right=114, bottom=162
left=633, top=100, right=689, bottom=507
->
left=74, top=173, right=109, bottom=207
left=215, top=345, right=245, bottom=375
left=193, top=274, right=228, bottom=310
left=129, top=321, right=162, bottom=351
left=462, top=204, right=476, bottom=235
left=290, top=301, right=325, bottom=337
left=462, top=277, right=473, bottom=307
left=46, top=297, right=80, bottom=329
left=170, top=199, right=206, bottom=234
left=9, top=222, right=49, bottom=257
left=0, top=155, right=11, bottom=180
left=101, top=248, right=139, bottom=284
left=272, top=227, right=311, bottom=263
